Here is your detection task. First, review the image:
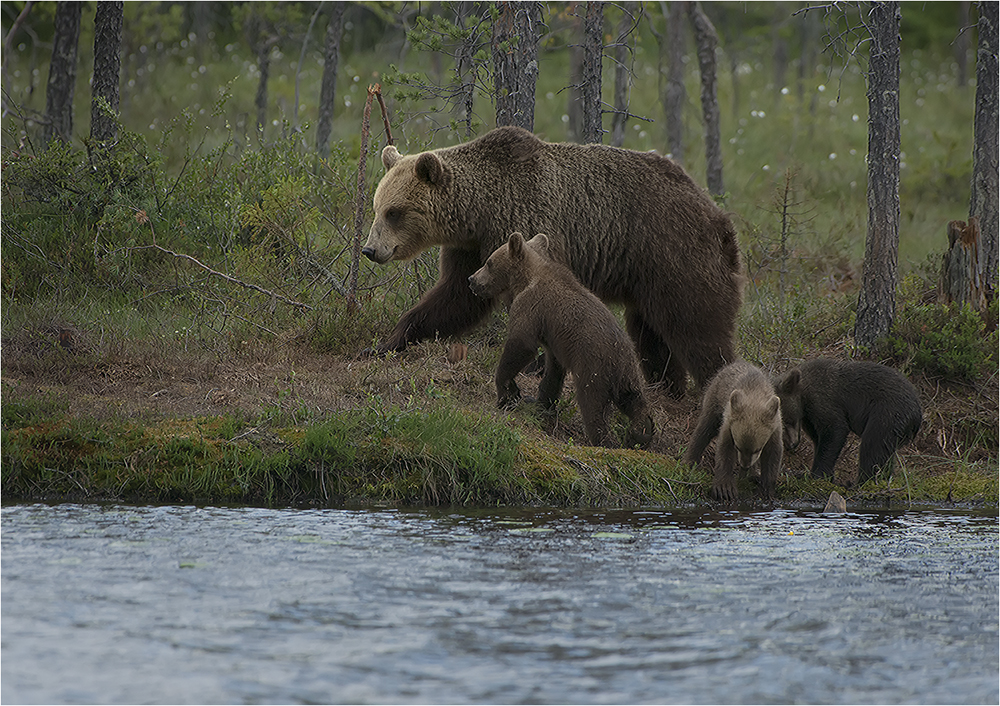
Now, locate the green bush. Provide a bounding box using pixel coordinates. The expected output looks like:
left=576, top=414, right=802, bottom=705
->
left=888, top=296, right=998, bottom=382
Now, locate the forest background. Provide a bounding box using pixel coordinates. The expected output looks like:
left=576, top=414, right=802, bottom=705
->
left=1, top=1, right=997, bottom=508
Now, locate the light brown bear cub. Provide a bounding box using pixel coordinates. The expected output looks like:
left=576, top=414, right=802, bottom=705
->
left=468, top=231, right=654, bottom=449
left=684, top=360, right=783, bottom=501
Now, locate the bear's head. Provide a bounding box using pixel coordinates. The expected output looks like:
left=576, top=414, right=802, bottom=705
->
left=468, top=232, right=549, bottom=301
left=725, top=388, right=781, bottom=470
left=774, top=369, right=803, bottom=450
left=362, top=145, right=451, bottom=264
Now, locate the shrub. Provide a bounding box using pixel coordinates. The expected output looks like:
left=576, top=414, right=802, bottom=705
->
left=888, top=295, right=998, bottom=382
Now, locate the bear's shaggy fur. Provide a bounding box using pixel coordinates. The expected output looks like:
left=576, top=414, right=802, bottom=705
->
left=774, top=358, right=922, bottom=486
left=683, top=360, right=783, bottom=501
left=362, top=126, right=744, bottom=395
left=468, top=232, right=654, bottom=449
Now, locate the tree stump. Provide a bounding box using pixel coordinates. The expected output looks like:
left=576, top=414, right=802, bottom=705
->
left=939, top=217, right=986, bottom=312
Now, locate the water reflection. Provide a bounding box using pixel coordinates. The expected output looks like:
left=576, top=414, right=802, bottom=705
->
left=2, top=503, right=997, bottom=704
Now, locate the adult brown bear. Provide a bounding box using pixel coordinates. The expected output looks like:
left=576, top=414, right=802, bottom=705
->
left=362, top=126, right=744, bottom=395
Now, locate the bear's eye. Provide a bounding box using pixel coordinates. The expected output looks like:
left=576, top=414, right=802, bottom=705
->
left=385, top=208, right=403, bottom=225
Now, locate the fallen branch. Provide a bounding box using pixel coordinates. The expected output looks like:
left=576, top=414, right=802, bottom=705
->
left=134, top=243, right=313, bottom=311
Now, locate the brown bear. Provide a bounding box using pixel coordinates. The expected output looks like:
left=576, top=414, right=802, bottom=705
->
left=362, top=126, right=744, bottom=395
left=468, top=231, right=654, bottom=449
left=683, top=360, right=783, bottom=501
left=774, top=358, right=922, bottom=486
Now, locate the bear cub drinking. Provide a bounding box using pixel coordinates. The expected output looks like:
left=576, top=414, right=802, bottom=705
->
left=774, top=358, right=922, bottom=486
left=684, top=360, right=783, bottom=501
left=468, top=232, right=654, bottom=449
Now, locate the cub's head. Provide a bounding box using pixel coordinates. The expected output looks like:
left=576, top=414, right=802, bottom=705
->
left=362, top=145, right=451, bottom=264
left=468, top=232, right=549, bottom=301
left=774, top=369, right=803, bottom=450
left=726, top=388, right=781, bottom=470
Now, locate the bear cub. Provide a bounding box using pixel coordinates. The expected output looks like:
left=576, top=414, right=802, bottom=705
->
left=774, top=358, right=922, bottom=486
left=684, top=360, right=783, bottom=501
left=468, top=231, right=654, bottom=449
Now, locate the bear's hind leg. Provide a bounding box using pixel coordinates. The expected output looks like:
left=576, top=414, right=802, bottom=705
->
left=857, top=417, right=900, bottom=486
left=625, top=308, right=688, bottom=396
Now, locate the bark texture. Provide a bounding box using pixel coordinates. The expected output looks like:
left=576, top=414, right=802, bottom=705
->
left=491, top=1, right=542, bottom=131
left=90, top=0, right=123, bottom=144
left=970, top=0, right=999, bottom=298
left=43, top=1, right=81, bottom=145
left=854, top=1, right=901, bottom=350
left=316, top=3, right=346, bottom=156
left=581, top=2, right=604, bottom=144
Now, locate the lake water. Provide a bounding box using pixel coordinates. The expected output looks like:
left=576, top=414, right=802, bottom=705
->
left=1, top=503, right=997, bottom=704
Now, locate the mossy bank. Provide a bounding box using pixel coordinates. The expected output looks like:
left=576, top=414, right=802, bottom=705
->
left=2, top=343, right=996, bottom=510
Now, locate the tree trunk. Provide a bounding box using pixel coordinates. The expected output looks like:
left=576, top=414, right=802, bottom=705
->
left=956, top=1, right=971, bottom=87
left=90, top=0, right=123, bottom=145
left=255, top=42, right=271, bottom=135
left=567, top=35, right=584, bottom=141
left=688, top=2, right=723, bottom=197
left=316, top=3, right=346, bottom=156
left=970, top=0, right=998, bottom=298
left=940, top=219, right=986, bottom=311
left=491, top=1, right=542, bottom=131
left=854, top=1, right=901, bottom=351
left=453, top=2, right=479, bottom=139
left=610, top=3, right=637, bottom=147
left=581, top=1, right=604, bottom=144
left=664, top=1, right=687, bottom=162
left=43, top=1, right=81, bottom=146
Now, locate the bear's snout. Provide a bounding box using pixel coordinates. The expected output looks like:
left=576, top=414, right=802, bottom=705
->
left=468, top=274, right=486, bottom=298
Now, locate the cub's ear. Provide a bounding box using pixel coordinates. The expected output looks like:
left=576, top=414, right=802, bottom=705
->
left=778, top=369, right=800, bottom=394
left=729, top=389, right=745, bottom=412
left=508, top=231, right=525, bottom=259
left=527, top=233, right=549, bottom=254
left=766, top=395, right=781, bottom=419
left=415, top=152, right=446, bottom=186
left=382, top=145, right=401, bottom=171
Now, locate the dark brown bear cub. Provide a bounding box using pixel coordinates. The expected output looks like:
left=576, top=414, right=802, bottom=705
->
left=468, top=232, right=654, bottom=449
left=774, top=358, right=922, bottom=486
left=684, top=360, right=783, bottom=501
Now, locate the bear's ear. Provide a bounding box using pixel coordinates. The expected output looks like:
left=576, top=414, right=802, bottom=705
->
left=508, top=231, right=525, bottom=260
left=778, top=369, right=800, bottom=394
left=382, top=145, right=401, bottom=171
left=729, top=389, right=745, bottom=412
left=527, top=233, right=549, bottom=255
left=766, top=395, right=780, bottom=419
left=415, top=153, right=446, bottom=186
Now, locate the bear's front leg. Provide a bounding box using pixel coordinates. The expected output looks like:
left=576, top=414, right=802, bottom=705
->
left=377, top=248, right=495, bottom=353
left=712, top=438, right=739, bottom=502
left=495, top=339, right=538, bottom=410
left=757, top=432, right=782, bottom=499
